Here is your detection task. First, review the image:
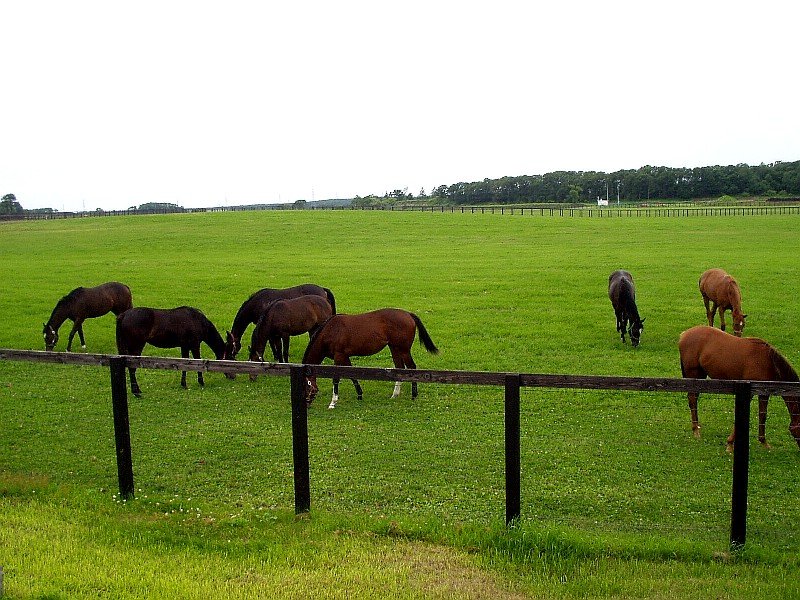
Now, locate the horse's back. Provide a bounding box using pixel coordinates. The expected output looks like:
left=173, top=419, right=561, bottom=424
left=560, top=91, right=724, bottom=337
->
left=608, top=270, right=634, bottom=302
left=679, top=325, right=774, bottom=380
left=699, top=268, right=737, bottom=300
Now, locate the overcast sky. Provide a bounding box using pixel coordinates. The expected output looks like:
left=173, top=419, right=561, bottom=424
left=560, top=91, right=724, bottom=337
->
left=2, top=1, right=798, bottom=212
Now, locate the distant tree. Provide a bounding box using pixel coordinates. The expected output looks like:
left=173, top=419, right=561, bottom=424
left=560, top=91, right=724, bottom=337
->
left=1, top=193, right=23, bottom=214
left=294, top=199, right=307, bottom=209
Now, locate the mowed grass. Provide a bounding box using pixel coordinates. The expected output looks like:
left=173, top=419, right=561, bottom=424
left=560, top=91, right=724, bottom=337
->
left=1, top=210, right=800, bottom=599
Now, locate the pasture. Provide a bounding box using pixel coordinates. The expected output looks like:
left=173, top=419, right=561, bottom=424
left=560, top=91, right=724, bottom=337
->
left=1, top=210, right=800, bottom=598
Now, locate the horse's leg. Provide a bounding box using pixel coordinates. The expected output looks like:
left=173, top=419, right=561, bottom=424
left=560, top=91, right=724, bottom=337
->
left=703, top=296, right=714, bottom=326
left=66, top=320, right=80, bottom=351
left=718, top=306, right=727, bottom=332
left=282, top=335, right=290, bottom=363
left=76, top=321, right=86, bottom=349
left=330, top=377, right=340, bottom=409
left=192, top=347, right=205, bottom=387
left=726, top=426, right=735, bottom=453
left=179, top=347, right=189, bottom=388
left=688, top=392, right=701, bottom=439
left=328, top=356, right=361, bottom=408
left=129, top=367, right=141, bottom=398
left=268, top=337, right=282, bottom=362
left=757, top=395, right=770, bottom=448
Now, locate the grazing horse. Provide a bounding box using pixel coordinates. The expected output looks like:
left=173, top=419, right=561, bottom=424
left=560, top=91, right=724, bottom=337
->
left=249, top=294, right=333, bottom=373
left=116, top=306, right=226, bottom=397
left=43, top=282, right=133, bottom=351
left=225, top=284, right=336, bottom=362
left=608, top=270, right=645, bottom=347
left=699, top=268, right=746, bottom=336
left=303, top=308, right=439, bottom=409
left=679, top=325, right=800, bottom=452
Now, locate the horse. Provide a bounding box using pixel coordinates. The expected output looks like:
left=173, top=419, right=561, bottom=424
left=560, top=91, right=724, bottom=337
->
left=43, top=282, right=133, bottom=351
left=608, top=270, right=645, bottom=347
left=115, top=306, right=226, bottom=397
left=224, top=284, right=336, bottom=363
left=248, top=294, right=333, bottom=374
left=303, top=308, right=439, bottom=409
left=699, top=268, right=747, bottom=336
left=678, top=325, right=800, bottom=452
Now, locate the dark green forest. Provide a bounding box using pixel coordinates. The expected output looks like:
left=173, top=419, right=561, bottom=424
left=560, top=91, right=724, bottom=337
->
left=358, top=160, right=800, bottom=206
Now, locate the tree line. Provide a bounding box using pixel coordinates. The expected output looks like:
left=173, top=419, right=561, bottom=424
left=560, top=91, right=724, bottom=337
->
left=355, top=161, right=800, bottom=207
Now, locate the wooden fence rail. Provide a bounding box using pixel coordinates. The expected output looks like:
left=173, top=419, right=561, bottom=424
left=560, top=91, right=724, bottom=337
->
left=3, top=348, right=799, bottom=548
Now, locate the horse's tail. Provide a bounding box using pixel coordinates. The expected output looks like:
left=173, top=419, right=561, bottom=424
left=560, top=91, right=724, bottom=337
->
left=410, top=313, right=439, bottom=355
left=323, top=287, right=336, bottom=314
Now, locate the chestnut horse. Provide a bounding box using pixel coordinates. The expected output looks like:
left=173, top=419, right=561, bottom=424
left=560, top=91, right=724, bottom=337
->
left=225, top=284, right=336, bottom=361
left=43, top=282, right=133, bottom=351
left=249, top=294, right=333, bottom=368
left=303, top=308, right=439, bottom=409
left=679, top=325, right=800, bottom=452
left=608, top=270, right=645, bottom=347
left=699, top=268, right=746, bottom=336
left=116, top=306, right=226, bottom=397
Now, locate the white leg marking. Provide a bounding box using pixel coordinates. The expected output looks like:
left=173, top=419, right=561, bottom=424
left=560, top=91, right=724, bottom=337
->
left=391, top=381, right=402, bottom=398
left=328, top=392, right=338, bottom=410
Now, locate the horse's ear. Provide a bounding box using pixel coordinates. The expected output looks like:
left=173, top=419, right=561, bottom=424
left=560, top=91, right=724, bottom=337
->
left=743, top=314, right=748, bottom=319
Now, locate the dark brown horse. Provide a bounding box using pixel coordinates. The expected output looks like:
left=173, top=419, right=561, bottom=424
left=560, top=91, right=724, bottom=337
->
left=43, top=282, right=133, bottom=351
left=303, top=308, right=439, bottom=409
left=225, top=284, right=336, bottom=362
left=116, top=306, right=226, bottom=397
left=699, top=268, right=746, bottom=336
left=608, top=270, right=645, bottom=347
left=249, top=294, right=333, bottom=370
left=679, top=325, right=800, bottom=452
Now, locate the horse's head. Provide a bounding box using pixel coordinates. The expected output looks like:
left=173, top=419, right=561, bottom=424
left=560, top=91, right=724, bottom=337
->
left=305, top=376, right=318, bottom=407
left=43, top=323, right=58, bottom=351
left=224, top=331, right=241, bottom=359
left=733, top=313, right=747, bottom=337
left=628, top=317, right=645, bottom=348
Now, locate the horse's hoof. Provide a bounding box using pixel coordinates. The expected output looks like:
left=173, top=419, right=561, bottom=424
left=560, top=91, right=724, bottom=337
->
left=693, top=430, right=701, bottom=439
left=726, top=444, right=734, bottom=453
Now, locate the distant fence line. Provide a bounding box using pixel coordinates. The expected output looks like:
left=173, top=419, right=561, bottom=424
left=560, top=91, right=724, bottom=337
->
left=3, top=204, right=800, bottom=221
left=3, top=348, right=799, bottom=548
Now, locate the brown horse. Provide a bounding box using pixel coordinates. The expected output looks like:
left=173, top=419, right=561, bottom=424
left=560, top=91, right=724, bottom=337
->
left=116, top=306, right=226, bottom=397
left=699, top=268, right=747, bottom=336
left=303, top=308, right=439, bottom=409
left=225, top=284, right=336, bottom=362
left=679, top=325, right=800, bottom=452
left=249, top=294, right=333, bottom=370
left=43, top=282, right=133, bottom=351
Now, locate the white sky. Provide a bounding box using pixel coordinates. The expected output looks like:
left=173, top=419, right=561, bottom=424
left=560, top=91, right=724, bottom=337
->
left=2, top=1, right=798, bottom=212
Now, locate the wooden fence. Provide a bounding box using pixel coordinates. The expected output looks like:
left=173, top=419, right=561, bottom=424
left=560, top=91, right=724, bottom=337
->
left=3, top=348, right=799, bottom=548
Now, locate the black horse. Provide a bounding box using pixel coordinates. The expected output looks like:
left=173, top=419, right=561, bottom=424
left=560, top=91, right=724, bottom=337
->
left=225, top=284, right=336, bottom=361
left=116, top=306, right=226, bottom=397
left=43, top=282, right=133, bottom=351
left=608, top=270, right=645, bottom=347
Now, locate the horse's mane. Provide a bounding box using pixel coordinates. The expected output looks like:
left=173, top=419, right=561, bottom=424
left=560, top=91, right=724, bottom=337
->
left=303, top=315, right=336, bottom=362
left=769, top=346, right=800, bottom=382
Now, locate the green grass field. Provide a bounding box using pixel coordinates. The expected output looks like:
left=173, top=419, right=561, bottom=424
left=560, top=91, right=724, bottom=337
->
left=1, top=210, right=800, bottom=599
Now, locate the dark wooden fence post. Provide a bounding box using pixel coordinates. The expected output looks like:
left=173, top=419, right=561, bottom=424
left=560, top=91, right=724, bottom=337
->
left=505, top=374, right=521, bottom=524
left=109, top=357, right=135, bottom=499
left=730, top=381, right=752, bottom=548
left=290, top=366, right=311, bottom=514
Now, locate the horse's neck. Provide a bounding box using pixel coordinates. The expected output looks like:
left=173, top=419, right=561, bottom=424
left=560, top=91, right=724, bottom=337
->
left=205, top=327, right=226, bottom=359
left=625, top=295, right=640, bottom=321
left=727, top=282, right=743, bottom=313
left=302, top=336, right=325, bottom=365
left=46, top=302, right=70, bottom=330
left=231, top=304, right=254, bottom=338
